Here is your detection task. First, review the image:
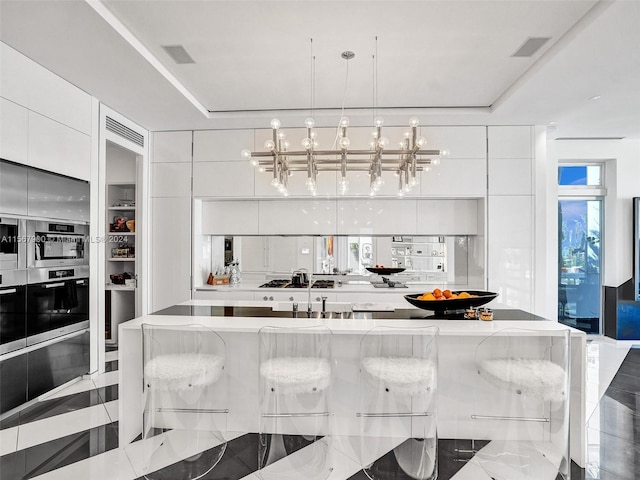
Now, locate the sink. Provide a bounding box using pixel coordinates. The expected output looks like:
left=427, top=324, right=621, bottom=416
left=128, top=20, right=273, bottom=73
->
left=271, top=301, right=353, bottom=313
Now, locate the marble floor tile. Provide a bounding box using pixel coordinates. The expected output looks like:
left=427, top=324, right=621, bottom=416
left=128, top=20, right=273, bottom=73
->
left=104, top=350, right=119, bottom=363
left=0, top=425, right=18, bottom=455
left=30, top=445, right=136, bottom=480
left=586, top=427, right=640, bottom=480
left=16, top=403, right=113, bottom=451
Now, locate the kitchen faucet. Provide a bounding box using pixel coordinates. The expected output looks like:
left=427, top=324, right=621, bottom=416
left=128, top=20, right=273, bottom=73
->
left=293, top=267, right=312, bottom=316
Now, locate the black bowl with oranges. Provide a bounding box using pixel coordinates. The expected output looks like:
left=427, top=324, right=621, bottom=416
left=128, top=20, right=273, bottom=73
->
left=404, top=289, right=498, bottom=314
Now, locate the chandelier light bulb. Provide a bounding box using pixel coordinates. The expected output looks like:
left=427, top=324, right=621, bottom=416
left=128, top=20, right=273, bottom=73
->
left=424, top=165, right=431, bottom=172
left=277, top=131, right=286, bottom=140
left=375, top=176, right=384, bottom=186
left=339, top=137, right=351, bottom=149
left=310, top=131, right=318, bottom=139
left=250, top=159, right=258, bottom=167
left=374, top=116, right=384, bottom=127
left=282, top=190, right=289, bottom=197
left=264, top=140, right=276, bottom=151
left=432, top=158, right=441, bottom=166
left=304, top=117, right=315, bottom=128
left=283, top=140, right=290, bottom=149
left=305, top=177, right=316, bottom=188
left=369, top=140, right=376, bottom=148
left=241, top=149, right=252, bottom=160
left=271, top=178, right=280, bottom=187
left=377, top=137, right=389, bottom=149
left=301, top=138, right=313, bottom=149
left=440, top=149, right=450, bottom=157
left=258, top=167, right=266, bottom=173
left=397, top=189, right=405, bottom=197
left=270, top=118, right=281, bottom=129
left=340, top=117, right=350, bottom=127
left=410, top=177, right=418, bottom=186
left=369, top=189, right=376, bottom=197
left=416, top=136, right=426, bottom=147
left=404, top=131, right=411, bottom=139
left=313, top=141, right=320, bottom=149
left=409, top=117, right=420, bottom=127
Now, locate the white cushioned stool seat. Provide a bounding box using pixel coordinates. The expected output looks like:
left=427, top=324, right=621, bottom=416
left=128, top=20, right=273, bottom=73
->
left=362, top=356, right=436, bottom=396
left=478, top=358, right=566, bottom=402
left=144, top=353, right=224, bottom=391
left=260, top=356, right=331, bottom=395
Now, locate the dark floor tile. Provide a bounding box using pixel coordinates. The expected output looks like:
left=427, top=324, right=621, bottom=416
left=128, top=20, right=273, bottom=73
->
left=133, top=433, right=259, bottom=480
left=0, top=386, right=119, bottom=430
left=0, top=421, right=119, bottom=479
left=614, top=359, right=640, bottom=378
left=607, top=371, right=640, bottom=395
left=0, top=412, right=20, bottom=430
left=602, top=385, right=640, bottom=413
left=588, top=395, right=640, bottom=442
left=586, top=427, right=640, bottom=480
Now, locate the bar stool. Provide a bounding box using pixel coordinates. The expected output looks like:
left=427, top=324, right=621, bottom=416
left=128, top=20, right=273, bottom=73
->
left=358, top=325, right=439, bottom=480
left=257, top=325, right=333, bottom=480
left=470, top=327, right=571, bottom=480
left=137, top=323, right=229, bottom=480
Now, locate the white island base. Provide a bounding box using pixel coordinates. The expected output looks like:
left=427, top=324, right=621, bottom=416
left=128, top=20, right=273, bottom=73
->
left=118, top=313, right=586, bottom=477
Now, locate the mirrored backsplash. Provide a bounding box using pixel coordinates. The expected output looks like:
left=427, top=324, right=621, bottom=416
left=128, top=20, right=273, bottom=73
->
left=198, top=235, right=484, bottom=287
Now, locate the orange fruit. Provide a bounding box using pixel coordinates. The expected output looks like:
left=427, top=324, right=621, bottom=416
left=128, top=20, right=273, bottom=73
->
left=459, top=292, right=471, bottom=298
left=432, top=288, right=442, bottom=298
left=442, top=289, right=452, bottom=299
left=423, top=293, right=436, bottom=300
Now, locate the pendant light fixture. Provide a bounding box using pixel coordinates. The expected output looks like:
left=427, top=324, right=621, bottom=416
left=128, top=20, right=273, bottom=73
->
left=241, top=41, right=448, bottom=197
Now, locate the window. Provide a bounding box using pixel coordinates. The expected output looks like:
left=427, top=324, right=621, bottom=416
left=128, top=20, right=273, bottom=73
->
left=557, top=162, right=605, bottom=334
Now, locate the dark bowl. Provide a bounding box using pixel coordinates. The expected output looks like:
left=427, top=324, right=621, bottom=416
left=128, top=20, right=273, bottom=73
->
left=366, top=267, right=406, bottom=275
left=404, top=291, right=499, bottom=313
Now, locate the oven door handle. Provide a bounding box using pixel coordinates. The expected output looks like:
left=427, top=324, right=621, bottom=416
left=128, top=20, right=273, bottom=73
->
left=76, top=280, right=86, bottom=285
left=0, top=288, right=17, bottom=295
left=44, top=282, right=65, bottom=289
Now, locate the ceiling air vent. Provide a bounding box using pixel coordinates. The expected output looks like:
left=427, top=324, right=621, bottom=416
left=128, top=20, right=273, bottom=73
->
left=106, top=116, right=144, bottom=147
left=161, top=45, right=195, bottom=64
left=511, top=37, right=551, bottom=57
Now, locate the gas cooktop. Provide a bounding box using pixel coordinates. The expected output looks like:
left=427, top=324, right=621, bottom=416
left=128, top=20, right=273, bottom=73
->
left=259, top=279, right=335, bottom=289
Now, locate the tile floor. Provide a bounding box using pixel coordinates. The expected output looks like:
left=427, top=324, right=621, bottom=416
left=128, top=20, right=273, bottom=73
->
left=0, top=338, right=637, bottom=479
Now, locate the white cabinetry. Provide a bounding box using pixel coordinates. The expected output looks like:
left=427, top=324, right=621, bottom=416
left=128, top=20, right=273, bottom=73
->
left=193, top=161, right=255, bottom=197
left=28, top=111, right=91, bottom=180
left=416, top=199, right=478, bottom=235
left=0, top=98, right=28, bottom=164
left=193, top=130, right=254, bottom=162
left=202, top=201, right=259, bottom=235
left=336, top=199, right=417, bottom=235
left=259, top=200, right=336, bottom=235
left=150, top=132, right=193, bottom=312
left=193, top=290, right=255, bottom=301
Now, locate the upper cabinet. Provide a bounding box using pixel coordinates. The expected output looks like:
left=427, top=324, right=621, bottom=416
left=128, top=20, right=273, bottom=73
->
left=1, top=43, right=92, bottom=135
left=28, top=111, right=91, bottom=180
left=0, top=98, right=28, bottom=164
left=1, top=43, right=92, bottom=181
left=194, top=130, right=253, bottom=162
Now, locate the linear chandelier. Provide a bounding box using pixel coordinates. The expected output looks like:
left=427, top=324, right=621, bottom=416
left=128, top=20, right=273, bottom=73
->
left=242, top=116, right=448, bottom=197
left=241, top=49, right=448, bottom=197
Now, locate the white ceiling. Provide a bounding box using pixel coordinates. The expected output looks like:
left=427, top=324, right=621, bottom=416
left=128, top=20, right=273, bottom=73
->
left=1, top=0, right=639, bottom=139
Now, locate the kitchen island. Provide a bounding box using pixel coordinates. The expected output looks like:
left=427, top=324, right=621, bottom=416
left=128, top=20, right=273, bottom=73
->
left=118, top=304, right=586, bottom=472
